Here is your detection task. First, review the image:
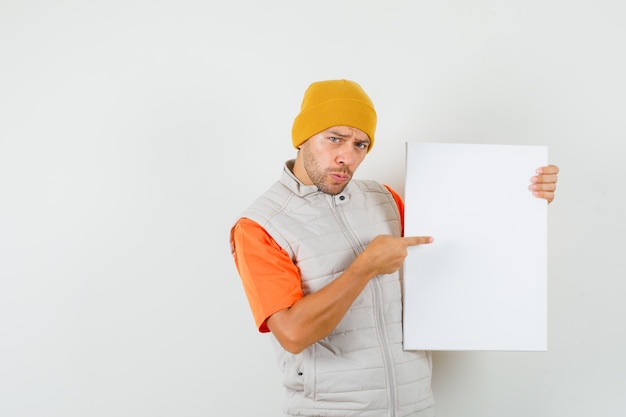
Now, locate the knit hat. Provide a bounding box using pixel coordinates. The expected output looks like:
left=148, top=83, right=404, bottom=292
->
left=291, top=79, right=377, bottom=152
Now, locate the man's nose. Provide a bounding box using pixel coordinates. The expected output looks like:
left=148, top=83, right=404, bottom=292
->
left=336, top=144, right=358, bottom=165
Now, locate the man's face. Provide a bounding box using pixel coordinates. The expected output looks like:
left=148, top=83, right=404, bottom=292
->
left=293, top=126, right=370, bottom=195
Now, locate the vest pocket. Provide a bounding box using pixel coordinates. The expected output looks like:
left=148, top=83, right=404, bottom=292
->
left=282, top=349, right=315, bottom=400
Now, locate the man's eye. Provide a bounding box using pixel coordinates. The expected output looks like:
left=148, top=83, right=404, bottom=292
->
left=356, top=143, right=368, bottom=150
left=329, top=137, right=340, bottom=143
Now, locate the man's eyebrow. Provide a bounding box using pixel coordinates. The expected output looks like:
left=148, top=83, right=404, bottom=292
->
left=327, top=130, right=371, bottom=144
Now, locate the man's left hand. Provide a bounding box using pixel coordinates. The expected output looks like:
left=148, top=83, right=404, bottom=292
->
left=530, top=165, right=559, bottom=204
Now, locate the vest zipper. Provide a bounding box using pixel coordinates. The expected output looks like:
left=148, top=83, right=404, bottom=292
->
left=374, top=277, right=398, bottom=417
left=330, top=194, right=398, bottom=417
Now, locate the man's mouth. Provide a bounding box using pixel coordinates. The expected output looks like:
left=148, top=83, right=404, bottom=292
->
left=329, top=172, right=349, bottom=182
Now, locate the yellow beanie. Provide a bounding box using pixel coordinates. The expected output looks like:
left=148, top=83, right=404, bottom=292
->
left=292, top=79, right=377, bottom=152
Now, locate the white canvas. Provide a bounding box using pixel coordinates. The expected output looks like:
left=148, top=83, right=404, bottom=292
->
left=403, top=142, right=548, bottom=351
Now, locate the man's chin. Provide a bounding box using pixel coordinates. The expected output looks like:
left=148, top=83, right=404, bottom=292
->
left=319, top=183, right=349, bottom=195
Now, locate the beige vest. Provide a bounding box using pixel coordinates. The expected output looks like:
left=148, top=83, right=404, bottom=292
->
left=242, top=161, right=435, bottom=417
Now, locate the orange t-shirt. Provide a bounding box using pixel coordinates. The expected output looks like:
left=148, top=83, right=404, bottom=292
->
left=230, top=185, right=405, bottom=332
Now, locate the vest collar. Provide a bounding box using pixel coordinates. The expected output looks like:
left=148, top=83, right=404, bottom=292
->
left=281, top=159, right=321, bottom=197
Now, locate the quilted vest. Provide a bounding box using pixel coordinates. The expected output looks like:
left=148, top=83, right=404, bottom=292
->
left=241, top=161, right=435, bottom=417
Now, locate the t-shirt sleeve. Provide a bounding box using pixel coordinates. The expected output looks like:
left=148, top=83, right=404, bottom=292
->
left=230, top=218, right=304, bottom=333
left=383, top=184, right=405, bottom=236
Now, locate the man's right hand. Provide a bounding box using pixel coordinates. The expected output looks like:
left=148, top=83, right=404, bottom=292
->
left=358, top=234, right=433, bottom=276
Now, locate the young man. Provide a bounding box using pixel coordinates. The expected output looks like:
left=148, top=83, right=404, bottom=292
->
left=230, top=79, right=559, bottom=417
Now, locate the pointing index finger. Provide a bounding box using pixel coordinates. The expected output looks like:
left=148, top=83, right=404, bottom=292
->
left=404, top=236, right=434, bottom=246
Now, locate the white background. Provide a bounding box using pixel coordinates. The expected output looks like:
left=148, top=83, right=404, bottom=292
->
left=1, top=1, right=624, bottom=416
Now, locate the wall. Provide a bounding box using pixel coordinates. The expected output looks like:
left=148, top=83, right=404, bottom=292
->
left=1, top=1, right=624, bottom=416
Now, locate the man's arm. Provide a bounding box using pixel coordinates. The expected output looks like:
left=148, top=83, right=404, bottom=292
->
left=267, top=234, right=432, bottom=354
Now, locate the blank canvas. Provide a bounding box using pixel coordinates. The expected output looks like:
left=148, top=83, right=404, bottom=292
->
left=403, top=142, right=548, bottom=351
